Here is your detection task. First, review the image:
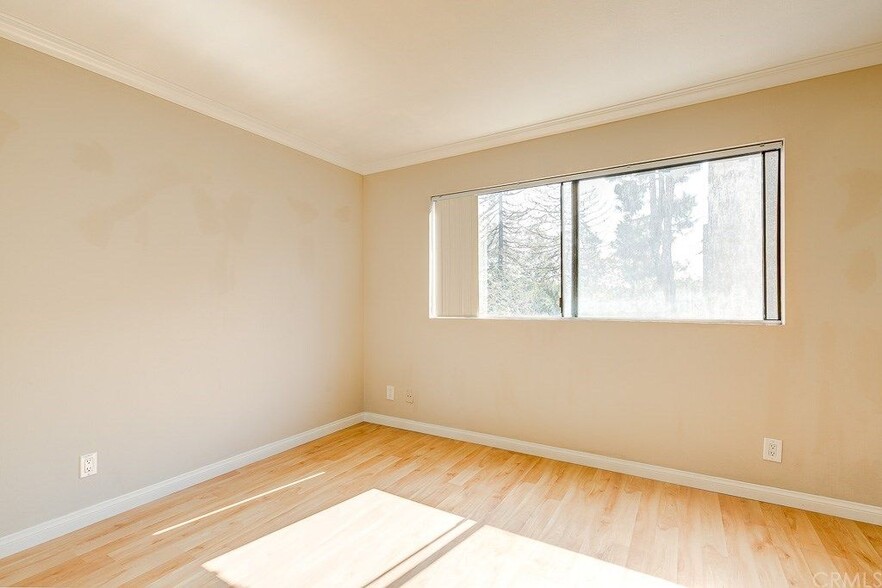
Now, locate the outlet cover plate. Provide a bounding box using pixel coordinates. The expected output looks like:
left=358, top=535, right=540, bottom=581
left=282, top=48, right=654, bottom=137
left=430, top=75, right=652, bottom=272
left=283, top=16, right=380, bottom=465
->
left=763, top=438, right=782, bottom=463
left=80, top=452, right=98, bottom=478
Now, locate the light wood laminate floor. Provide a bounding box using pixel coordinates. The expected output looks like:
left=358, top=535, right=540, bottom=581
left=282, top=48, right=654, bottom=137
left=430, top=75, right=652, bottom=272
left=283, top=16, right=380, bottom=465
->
left=1, top=423, right=880, bottom=586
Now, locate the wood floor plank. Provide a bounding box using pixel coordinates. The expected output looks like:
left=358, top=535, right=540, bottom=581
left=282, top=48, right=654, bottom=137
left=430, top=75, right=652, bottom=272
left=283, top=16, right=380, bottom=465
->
left=0, top=423, right=879, bottom=587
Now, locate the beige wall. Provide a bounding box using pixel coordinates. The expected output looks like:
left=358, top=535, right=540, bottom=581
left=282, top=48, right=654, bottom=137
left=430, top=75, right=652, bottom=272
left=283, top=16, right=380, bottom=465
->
left=0, top=40, right=363, bottom=536
left=2, top=34, right=880, bottom=542
left=364, top=66, right=882, bottom=506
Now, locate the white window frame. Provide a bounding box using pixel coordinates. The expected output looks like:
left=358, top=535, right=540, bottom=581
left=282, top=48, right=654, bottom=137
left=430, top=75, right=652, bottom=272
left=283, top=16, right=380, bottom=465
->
left=430, top=141, right=783, bottom=324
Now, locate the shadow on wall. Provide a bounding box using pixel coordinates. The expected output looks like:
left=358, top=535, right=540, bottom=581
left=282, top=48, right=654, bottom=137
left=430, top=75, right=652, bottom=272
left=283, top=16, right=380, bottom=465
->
left=839, top=170, right=881, bottom=293
left=0, top=110, right=20, bottom=150
left=838, top=169, right=881, bottom=232
left=72, top=141, right=115, bottom=175
left=78, top=162, right=187, bottom=248
left=75, top=159, right=256, bottom=293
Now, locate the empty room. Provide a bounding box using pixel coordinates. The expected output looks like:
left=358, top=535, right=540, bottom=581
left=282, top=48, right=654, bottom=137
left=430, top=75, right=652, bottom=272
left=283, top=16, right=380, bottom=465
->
left=1, top=1, right=881, bottom=586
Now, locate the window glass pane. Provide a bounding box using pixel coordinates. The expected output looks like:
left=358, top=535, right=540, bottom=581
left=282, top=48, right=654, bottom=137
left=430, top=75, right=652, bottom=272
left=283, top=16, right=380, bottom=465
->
left=764, top=150, right=781, bottom=320
left=478, top=185, right=561, bottom=317
left=576, top=154, right=764, bottom=320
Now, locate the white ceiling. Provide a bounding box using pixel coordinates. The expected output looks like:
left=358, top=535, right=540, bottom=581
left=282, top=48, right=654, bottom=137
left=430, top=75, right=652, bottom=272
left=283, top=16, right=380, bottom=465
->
left=1, top=1, right=882, bottom=173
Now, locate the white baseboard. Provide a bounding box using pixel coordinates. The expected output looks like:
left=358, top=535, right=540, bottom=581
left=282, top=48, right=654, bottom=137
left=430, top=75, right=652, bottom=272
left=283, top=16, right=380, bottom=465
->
left=0, top=413, right=365, bottom=559
left=4, top=410, right=879, bottom=560
left=363, top=412, right=882, bottom=526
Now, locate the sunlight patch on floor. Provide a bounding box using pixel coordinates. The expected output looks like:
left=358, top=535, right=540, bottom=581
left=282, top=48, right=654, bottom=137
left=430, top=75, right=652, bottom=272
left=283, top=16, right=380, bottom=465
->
left=203, top=489, right=680, bottom=587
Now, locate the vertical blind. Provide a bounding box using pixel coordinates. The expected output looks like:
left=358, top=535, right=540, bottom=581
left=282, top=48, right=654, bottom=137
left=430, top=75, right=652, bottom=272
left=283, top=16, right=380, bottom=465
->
left=432, top=196, right=479, bottom=317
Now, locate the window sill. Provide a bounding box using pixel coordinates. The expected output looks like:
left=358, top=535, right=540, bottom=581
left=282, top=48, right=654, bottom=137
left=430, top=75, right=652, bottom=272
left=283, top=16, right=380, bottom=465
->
left=430, top=315, right=784, bottom=326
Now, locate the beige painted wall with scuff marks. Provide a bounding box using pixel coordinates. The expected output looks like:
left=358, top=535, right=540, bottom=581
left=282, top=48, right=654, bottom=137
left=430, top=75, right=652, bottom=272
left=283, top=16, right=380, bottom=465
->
left=0, top=39, right=363, bottom=536
left=363, top=65, right=882, bottom=506
left=1, top=34, right=880, bottom=541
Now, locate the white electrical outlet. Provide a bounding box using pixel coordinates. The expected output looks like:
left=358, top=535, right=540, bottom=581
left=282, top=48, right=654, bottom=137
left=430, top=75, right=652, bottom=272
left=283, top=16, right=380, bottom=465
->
left=404, top=390, right=415, bottom=404
left=386, top=385, right=395, bottom=401
left=80, top=452, right=98, bottom=478
left=763, top=438, right=782, bottom=463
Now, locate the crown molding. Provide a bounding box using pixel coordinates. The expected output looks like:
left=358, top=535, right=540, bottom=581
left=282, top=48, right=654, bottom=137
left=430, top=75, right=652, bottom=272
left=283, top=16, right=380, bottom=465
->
left=2, top=11, right=881, bottom=175
left=0, top=12, right=363, bottom=173
left=359, top=41, right=882, bottom=174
